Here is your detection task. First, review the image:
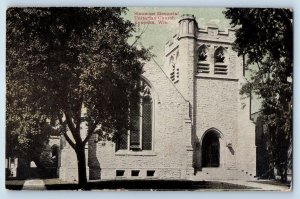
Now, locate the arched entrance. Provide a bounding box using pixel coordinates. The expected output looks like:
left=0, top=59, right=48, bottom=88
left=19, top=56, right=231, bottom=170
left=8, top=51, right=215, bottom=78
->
left=201, top=131, right=220, bottom=167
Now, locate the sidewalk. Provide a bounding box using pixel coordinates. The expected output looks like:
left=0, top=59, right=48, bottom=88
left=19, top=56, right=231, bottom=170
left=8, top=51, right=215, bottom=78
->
left=217, top=180, right=291, bottom=191
left=22, top=180, right=46, bottom=190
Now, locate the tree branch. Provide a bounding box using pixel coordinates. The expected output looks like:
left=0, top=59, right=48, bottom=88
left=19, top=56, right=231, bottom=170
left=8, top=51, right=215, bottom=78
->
left=57, top=114, right=76, bottom=150
left=130, top=24, right=149, bottom=47
left=83, top=118, right=100, bottom=145
left=83, top=131, right=94, bottom=146
left=64, top=109, right=82, bottom=144
left=256, top=61, right=261, bottom=70
left=64, top=110, right=76, bottom=133
left=63, top=131, right=76, bottom=150
left=75, top=103, right=82, bottom=132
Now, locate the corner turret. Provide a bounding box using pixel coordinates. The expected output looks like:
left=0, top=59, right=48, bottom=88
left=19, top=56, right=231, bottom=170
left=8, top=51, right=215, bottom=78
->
left=178, top=14, right=198, bottom=39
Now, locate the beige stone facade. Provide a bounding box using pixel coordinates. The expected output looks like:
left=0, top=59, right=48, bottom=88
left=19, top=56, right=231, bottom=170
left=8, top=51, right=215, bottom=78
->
left=58, top=14, right=256, bottom=182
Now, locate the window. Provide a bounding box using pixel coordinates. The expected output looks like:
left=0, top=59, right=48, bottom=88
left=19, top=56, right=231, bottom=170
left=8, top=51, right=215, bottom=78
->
left=131, top=170, right=140, bottom=176
left=198, top=45, right=208, bottom=61
left=215, top=47, right=225, bottom=63
left=116, top=80, right=153, bottom=151
left=214, top=46, right=228, bottom=75
left=169, top=54, right=179, bottom=83
left=147, top=170, right=155, bottom=177
left=197, top=45, right=209, bottom=74
left=116, top=170, right=125, bottom=177
left=169, top=56, right=175, bottom=81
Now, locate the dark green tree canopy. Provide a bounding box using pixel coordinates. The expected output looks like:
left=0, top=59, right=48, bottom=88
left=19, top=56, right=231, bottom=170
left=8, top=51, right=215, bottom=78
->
left=224, top=9, right=292, bottom=67
left=6, top=7, right=150, bottom=186
left=224, top=8, right=292, bottom=182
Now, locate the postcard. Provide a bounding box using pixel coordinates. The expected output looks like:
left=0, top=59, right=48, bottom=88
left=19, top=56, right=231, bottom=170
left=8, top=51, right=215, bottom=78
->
left=5, top=7, right=292, bottom=191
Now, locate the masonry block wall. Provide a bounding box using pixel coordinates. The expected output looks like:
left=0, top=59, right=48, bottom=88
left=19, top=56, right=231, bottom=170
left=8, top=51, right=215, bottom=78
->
left=194, top=26, right=239, bottom=172
left=59, top=144, right=89, bottom=182
left=58, top=14, right=257, bottom=182
left=164, top=14, right=256, bottom=179
left=59, top=62, right=194, bottom=181
left=237, top=76, right=256, bottom=176
left=87, top=62, right=193, bottom=180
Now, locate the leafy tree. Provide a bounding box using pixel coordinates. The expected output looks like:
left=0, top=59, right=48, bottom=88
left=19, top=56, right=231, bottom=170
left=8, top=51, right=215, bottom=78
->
left=6, top=7, right=150, bottom=188
left=224, top=8, right=293, bottom=182
left=6, top=74, right=58, bottom=174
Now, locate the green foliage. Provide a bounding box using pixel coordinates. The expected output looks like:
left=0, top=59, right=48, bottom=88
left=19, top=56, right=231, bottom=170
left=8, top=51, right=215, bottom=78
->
left=224, top=8, right=292, bottom=181
left=6, top=7, right=150, bottom=185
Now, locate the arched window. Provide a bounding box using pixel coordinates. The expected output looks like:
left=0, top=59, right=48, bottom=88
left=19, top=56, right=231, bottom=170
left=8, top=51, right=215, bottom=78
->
left=214, top=46, right=228, bottom=75
left=197, top=45, right=209, bottom=74
left=116, top=80, right=153, bottom=151
left=214, top=47, right=225, bottom=63
left=198, top=45, right=208, bottom=61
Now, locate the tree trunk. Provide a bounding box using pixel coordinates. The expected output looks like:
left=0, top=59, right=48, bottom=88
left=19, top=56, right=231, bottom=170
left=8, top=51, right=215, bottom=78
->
left=76, top=145, right=88, bottom=189
left=279, top=146, right=288, bottom=183
left=268, top=149, right=275, bottom=179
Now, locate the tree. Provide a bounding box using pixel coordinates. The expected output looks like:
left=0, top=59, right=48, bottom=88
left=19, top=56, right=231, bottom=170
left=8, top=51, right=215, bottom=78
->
left=224, top=8, right=293, bottom=182
left=6, top=7, right=150, bottom=188
left=6, top=72, right=58, bottom=176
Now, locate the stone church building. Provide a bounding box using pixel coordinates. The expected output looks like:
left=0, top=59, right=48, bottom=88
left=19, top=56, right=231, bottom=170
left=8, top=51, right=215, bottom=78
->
left=58, top=14, right=256, bottom=182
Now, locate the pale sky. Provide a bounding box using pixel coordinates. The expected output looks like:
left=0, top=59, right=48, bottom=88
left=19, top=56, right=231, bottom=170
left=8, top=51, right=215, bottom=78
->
left=124, top=7, right=261, bottom=113
left=124, top=7, right=231, bottom=65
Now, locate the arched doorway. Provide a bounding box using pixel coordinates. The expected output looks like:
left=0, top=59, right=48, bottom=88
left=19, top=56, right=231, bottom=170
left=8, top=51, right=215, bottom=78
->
left=202, top=131, right=220, bottom=167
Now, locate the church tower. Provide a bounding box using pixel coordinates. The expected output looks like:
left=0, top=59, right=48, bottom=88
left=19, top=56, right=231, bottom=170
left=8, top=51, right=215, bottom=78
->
left=164, top=14, right=256, bottom=179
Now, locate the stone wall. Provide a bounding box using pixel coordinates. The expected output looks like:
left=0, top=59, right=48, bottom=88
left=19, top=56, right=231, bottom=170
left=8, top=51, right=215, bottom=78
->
left=88, top=62, right=193, bottom=180
left=237, top=77, right=256, bottom=176
left=195, top=77, right=239, bottom=169
left=59, top=62, right=194, bottom=181
left=192, top=24, right=256, bottom=177
left=59, top=146, right=90, bottom=182
left=58, top=14, right=256, bottom=182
